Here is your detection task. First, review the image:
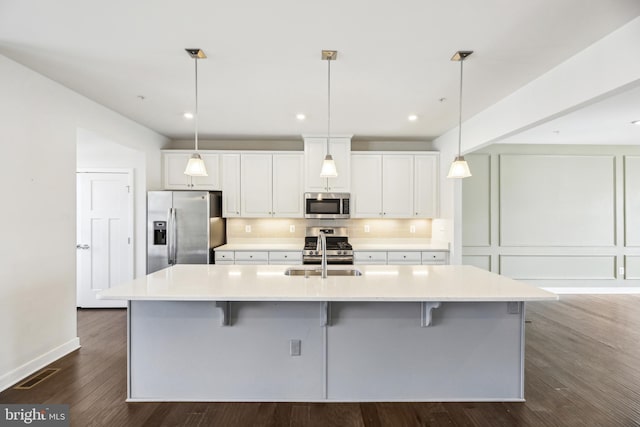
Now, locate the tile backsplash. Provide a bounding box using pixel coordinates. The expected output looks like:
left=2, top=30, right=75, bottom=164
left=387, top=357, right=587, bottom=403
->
left=227, top=218, right=433, bottom=240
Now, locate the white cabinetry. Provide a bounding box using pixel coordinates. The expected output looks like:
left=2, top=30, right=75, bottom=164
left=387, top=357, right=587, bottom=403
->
left=351, top=152, right=438, bottom=218
left=221, top=154, right=241, bottom=217
left=304, top=137, right=351, bottom=192
left=414, top=154, right=439, bottom=218
left=354, top=250, right=449, bottom=265
left=268, top=251, right=303, bottom=265
left=234, top=251, right=269, bottom=265
left=387, top=251, right=422, bottom=265
left=351, top=154, right=414, bottom=218
left=354, top=251, right=387, bottom=265
left=241, top=154, right=272, bottom=217
left=163, top=151, right=220, bottom=190
left=215, top=250, right=302, bottom=265
left=421, top=251, right=448, bottom=265
left=382, top=155, right=414, bottom=218
left=350, top=155, right=382, bottom=217
left=241, top=153, right=304, bottom=218
left=214, top=251, right=235, bottom=265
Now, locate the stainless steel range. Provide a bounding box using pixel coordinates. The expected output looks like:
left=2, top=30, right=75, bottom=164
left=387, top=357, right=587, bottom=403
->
left=303, top=227, right=353, bottom=265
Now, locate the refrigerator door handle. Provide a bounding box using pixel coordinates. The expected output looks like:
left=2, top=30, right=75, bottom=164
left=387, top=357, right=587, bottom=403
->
left=168, top=207, right=177, bottom=265
left=167, top=208, right=172, bottom=264
left=171, top=207, right=178, bottom=264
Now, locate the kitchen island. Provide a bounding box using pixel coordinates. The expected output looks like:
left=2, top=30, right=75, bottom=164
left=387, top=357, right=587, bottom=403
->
left=98, top=264, right=556, bottom=402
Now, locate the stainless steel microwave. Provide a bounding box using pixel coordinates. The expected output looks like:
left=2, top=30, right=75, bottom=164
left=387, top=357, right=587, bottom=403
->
left=304, top=192, right=350, bottom=219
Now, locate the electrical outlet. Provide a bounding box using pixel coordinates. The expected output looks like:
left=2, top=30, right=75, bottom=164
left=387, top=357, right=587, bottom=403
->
left=290, top=339, right=301, bottom=356
left=410, top=225, right=416, bottom=233
left=289, top=225, right=295, bottom=233
left=619, top=267, right=625, bottom=276
left=364, top=224, right=370, bottom=233
left=245, top=225, right=252, bottom=233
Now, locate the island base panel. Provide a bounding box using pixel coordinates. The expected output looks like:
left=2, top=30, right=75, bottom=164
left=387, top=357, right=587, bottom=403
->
left=129, top=301, right=325, bottom=401
left=128, top=300, right=524, bottom=401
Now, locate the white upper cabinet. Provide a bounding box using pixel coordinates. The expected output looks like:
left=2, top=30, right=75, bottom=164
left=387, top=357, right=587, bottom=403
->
left=414, top=154, right=439, bottom=218
left=221, top=153, right=241, bottom=217
left=351, top=152, right=438, bottom=218
left=304, top=137, right=351, bottom=192
left=241, top=153, right=273, bottom=217
left=163, top=151, right=220, bottom=190
left=351, top=154, right=383, bottom=217
left=272, top=154, right=304, bottom=217
left=382, top=155, right=414, bottom=218
left=241, top=153, right=304, bottom=218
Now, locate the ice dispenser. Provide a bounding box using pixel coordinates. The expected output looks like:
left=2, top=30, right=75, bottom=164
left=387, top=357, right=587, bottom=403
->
left=153, top=221, right=167, bottom=245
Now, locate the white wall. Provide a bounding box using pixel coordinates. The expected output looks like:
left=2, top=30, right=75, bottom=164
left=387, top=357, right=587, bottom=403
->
left=0, top=54, right=167, bottom=391
left=462, top=144, right=640, bottom=292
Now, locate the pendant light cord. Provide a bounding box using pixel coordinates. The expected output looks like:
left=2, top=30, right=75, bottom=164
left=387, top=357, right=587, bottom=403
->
left=194, top=57, right=199, bottom=152
left=327, top=57, right=331, bottom=153
left=457, top=59, right=464, bottom=157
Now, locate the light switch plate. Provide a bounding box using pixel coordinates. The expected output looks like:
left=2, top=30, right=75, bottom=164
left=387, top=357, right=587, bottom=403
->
left=290, top=339, right=301, bottom=356
left=290, top=225, right=295, bottom=233
left=245, top=225, right=252, bottom=233
left=364, top=225, right=370, bottom=233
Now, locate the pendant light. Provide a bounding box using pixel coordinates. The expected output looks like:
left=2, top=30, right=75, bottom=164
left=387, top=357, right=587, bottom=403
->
left=447, top=50, right=473, bottom=179
left=184, top=48, right=208, bottom=177
left=319, top=50, right=338, bottom=179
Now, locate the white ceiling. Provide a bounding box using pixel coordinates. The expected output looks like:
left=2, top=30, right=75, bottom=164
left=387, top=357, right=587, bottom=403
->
left=1, top=0, right=639, bottom=142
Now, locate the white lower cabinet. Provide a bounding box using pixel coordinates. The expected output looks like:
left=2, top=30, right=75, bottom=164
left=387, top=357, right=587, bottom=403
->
left=215, top=250, right=302, bottom=265
left=269, top=251, right=303, bottom=265
left=214, top=251, right=235, bottom=265
left=234, top=251, right=269, bottom=265
left=355, top=250, right=449, bottom=265
left=354, top=251, right=387, bottom=265
left=421, top=251, right=449, bottom=265
left=387, top=251, right=422, bottom=265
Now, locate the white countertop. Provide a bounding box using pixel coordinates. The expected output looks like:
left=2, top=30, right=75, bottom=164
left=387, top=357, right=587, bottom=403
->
left=216, top=242, right=303, bottom=251
left=350, top=239, right=449, bottom=251
left=216, top=238, right=449, bottom=252
left=98, top=264, right=556, bottom=302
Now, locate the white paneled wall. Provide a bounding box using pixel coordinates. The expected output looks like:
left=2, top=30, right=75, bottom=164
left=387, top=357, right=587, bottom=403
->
left=462, top=145, right=640, bottom=290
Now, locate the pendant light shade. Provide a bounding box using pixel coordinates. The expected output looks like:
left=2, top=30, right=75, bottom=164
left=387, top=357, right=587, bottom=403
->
left=447, top=156, right=472, bottom=178
left=184, top=48, right=208, bottom=177
left=184, top=153, right=208, bottom=176
left=320, top=50, right=338, bottom=179
left=447, top=50, right=473, bottom=180
left=320, top=154, right=338, bottom=178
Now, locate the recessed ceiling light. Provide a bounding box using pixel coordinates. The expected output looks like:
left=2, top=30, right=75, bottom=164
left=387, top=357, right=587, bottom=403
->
left=408, top=114, right=418, bottom=122
left=296, top=113, right=306, bottom=120
left=632, top=120, right=640, bottom=126
left=183, top=112, right=194, bottom=119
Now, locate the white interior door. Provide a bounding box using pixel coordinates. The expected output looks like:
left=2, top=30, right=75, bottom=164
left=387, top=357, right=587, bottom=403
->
left=77, top=171, right=133, bottom=308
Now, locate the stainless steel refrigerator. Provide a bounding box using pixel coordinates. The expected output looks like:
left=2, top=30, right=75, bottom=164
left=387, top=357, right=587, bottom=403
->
left=147, top=191, right=226, bottom=274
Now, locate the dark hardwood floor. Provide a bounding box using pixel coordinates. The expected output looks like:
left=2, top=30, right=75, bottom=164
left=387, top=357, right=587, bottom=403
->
left=2, top=295, right=640, bottom=426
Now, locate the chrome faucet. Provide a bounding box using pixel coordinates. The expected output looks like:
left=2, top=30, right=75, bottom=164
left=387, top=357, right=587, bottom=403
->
left=317, top=231, right=328, bottom=278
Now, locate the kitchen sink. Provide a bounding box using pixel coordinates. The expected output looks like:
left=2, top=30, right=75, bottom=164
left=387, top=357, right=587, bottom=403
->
left=284, top=268, right=362, bottom=277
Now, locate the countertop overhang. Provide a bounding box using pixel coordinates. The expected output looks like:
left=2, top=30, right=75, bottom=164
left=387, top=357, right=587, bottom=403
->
left=98, top=264, right=557, bottom=302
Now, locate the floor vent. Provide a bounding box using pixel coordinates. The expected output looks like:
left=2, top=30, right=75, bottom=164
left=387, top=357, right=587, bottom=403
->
left=14, top=368, right=61, bottom=390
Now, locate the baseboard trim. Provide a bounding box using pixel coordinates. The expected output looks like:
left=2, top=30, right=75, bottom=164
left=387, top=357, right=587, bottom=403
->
left=542, top=287, right=640, bottom=294
left=0, top=337, right=81, bottom=392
